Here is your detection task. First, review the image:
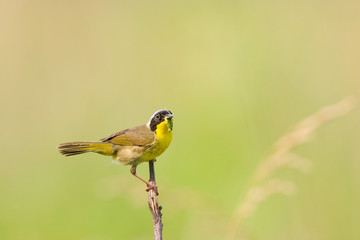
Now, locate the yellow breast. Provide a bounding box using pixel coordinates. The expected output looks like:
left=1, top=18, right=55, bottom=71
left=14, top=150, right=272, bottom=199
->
left=153, top=120, right=173, bottom=156
left=134, top=120, right=173, bottom=164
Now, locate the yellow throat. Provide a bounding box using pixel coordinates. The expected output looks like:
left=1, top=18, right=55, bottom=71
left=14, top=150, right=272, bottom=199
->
left=154, top=120, right=173, bottom=154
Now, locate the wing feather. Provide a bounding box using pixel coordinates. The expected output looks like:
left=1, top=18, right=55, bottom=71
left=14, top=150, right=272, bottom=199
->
left=100, top=125, right=155, bottom=146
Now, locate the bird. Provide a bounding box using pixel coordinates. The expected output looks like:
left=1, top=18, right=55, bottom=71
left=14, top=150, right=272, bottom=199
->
left=58, top=109, right=173, bottom=193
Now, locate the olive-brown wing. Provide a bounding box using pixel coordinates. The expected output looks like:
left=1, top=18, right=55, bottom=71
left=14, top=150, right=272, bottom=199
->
left=100, top=125, right=155, bottom=146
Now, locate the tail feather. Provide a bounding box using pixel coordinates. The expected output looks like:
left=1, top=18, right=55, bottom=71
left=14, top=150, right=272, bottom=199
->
left=58, top=142, right=114, bottom=156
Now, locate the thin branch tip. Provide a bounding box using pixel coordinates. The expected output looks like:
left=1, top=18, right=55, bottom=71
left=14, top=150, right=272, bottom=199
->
left=148, top=159, right=163, bottom=240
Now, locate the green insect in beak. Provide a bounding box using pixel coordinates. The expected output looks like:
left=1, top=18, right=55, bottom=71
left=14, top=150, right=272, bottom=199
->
left=165, top=117, right=173, bottom=132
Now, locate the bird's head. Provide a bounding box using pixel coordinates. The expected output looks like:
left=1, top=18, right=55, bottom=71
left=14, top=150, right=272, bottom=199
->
left=148, top=109, right=173, bottom=132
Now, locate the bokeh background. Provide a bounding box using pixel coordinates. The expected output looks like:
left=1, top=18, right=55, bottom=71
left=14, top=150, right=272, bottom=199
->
left=1, top=1, right=360, bottom=239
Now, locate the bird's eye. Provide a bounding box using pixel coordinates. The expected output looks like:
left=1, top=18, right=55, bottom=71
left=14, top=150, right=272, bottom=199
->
left=155, top=114, right=160, bottom=119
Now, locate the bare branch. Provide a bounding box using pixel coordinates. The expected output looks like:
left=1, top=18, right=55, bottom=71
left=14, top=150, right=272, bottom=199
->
left=148, top=160, right=163, bottom=240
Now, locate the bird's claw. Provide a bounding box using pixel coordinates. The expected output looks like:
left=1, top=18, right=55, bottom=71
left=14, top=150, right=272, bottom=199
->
left=146, top=183, right=159, bottom=195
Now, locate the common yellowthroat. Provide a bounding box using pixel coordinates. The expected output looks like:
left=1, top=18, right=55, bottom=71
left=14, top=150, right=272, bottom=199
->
left=58, top=109, right=173, bottom=192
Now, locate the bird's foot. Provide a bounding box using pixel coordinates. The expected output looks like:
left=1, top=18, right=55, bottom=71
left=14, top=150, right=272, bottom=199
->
left=146, top=183, right=159, bottom=195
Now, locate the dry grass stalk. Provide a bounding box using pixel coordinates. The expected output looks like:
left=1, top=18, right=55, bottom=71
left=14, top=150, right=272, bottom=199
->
left=226, top=96, right=356, bottom=240
left=231, top=179, right=295, bottom=234
left=254, top=96, right=356, bottom=183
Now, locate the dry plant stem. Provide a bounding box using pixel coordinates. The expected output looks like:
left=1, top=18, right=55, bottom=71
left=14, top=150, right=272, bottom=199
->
left=254, top=96, right=356, bottom=183
left=226, top=96, right=357, bottom=240
left=148, top=159, right=163, bottom=240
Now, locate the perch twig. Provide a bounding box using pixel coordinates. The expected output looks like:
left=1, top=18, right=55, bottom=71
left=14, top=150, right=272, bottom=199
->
left=148, top=159, right=163, bottom=240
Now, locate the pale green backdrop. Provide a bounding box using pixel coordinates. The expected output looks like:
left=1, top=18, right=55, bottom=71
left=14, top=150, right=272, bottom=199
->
left=1, top=1, right=359, bottom=239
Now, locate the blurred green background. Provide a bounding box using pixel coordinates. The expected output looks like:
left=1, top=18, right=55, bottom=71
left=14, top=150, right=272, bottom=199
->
left=1, top=1, right=360, bottom=239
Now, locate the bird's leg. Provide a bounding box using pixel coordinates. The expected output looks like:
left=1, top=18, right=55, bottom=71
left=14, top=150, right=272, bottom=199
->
left=130, top=165, right=158, bottom=194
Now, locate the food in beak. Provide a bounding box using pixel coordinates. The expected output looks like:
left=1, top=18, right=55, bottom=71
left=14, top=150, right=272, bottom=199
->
left=165, top=117, right=173, bottom=132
